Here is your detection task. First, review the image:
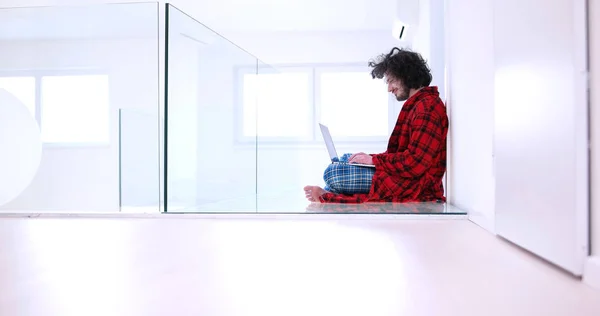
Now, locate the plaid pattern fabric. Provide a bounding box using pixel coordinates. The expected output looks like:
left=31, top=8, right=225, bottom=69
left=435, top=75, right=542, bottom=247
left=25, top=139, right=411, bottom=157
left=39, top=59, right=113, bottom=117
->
left=320, top=86, right=449, bottom=204
left=323, top=153, right=375, bottom=194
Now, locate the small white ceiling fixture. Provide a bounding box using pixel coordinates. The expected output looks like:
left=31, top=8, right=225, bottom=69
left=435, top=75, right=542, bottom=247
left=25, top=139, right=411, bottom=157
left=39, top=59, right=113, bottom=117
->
left=393, top=0, right=420, bottom=41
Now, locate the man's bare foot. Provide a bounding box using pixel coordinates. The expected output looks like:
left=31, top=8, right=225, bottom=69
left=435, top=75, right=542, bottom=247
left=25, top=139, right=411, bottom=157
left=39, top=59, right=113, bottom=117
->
left=304, top=185, right=327, bottom=202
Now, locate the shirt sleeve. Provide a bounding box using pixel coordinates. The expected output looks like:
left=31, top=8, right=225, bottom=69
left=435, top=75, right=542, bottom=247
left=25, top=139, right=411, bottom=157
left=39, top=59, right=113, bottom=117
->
left=372, top=111, right=444, bottom=178
left=370, top=150, right=387, bottom=156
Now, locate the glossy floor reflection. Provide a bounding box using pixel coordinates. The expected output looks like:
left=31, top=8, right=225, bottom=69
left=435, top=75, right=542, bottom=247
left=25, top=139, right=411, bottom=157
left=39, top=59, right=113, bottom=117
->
left=177, top=189, right=465, bottom=214
left=0, top=218, right=598, bottom=316
left=306, top=201, right=462, bottom=213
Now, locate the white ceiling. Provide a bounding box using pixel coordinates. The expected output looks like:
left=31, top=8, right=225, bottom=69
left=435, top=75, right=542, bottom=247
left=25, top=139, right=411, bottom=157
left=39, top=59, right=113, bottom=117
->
left=0, top=2, right=158, bottom=40
left=0, top=0, right=398, bottom=40
left=179, top=0, right=397, bottom=32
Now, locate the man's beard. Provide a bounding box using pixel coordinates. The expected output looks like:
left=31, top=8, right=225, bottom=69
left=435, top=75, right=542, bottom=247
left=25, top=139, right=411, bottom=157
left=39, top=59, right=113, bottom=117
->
left=396, top=90, right=409, bottom=101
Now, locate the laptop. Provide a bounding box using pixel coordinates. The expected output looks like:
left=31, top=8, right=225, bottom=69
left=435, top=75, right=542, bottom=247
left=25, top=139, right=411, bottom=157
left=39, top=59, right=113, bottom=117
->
left=319, top=123, right=376, bottom=168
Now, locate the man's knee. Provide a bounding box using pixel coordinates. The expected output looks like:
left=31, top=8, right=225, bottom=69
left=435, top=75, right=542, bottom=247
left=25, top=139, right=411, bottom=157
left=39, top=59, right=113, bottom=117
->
left=323, top=164, right=344, bottom=193
left=323, top=163, right=374, bottom=195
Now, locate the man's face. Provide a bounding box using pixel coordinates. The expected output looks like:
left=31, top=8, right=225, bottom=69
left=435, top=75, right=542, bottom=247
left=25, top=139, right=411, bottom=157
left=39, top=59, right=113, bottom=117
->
left=385, top=75, right=409, bottom=101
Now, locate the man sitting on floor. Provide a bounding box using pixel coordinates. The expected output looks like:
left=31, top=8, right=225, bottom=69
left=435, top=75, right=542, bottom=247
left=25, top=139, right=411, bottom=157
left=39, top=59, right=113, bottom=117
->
left=304, top=47, right=449, bottom=204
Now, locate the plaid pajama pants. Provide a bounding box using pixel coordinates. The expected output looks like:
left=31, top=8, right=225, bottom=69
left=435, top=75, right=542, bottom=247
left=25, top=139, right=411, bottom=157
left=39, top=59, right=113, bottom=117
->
left=323, top=153, right=375, bottom=194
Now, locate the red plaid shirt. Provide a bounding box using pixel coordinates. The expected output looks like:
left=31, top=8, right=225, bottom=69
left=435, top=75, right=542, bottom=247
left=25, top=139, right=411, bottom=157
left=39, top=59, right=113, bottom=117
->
left=320, top=86, right=449, bottom=203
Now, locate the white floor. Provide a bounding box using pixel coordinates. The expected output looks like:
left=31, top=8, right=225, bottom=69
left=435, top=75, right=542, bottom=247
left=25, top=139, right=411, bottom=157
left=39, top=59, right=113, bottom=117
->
left=0, top=217, right=598, bottom=316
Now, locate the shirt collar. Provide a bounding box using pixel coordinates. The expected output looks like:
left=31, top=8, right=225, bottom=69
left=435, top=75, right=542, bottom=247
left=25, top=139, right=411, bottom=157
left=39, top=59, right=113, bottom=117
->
left=402, top=86, right=439, bottom=110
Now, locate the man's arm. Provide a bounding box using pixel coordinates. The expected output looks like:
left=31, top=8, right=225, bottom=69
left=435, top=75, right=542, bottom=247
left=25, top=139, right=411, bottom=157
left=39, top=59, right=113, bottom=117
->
left=372, top=111, right=444, bottom=178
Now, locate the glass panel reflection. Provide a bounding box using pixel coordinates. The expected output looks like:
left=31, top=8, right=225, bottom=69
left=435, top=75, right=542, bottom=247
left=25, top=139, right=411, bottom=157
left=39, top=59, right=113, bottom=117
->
left=165, top=4, right=257, bottom=212
left=119, top=108, right=160, bottom=213
left=163, top=4, right=462, bottom=215
left=0, top=3, right=160, bottom=213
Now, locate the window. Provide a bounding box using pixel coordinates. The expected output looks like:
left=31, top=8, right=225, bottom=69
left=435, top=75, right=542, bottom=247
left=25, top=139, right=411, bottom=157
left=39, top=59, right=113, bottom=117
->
left=237, top=65, right=391, bottom=143
left=318, top=70, right=390, bottom=138
left=242, top=69, right=312, bottom=139
left=0, top=73, right=110, bottom=145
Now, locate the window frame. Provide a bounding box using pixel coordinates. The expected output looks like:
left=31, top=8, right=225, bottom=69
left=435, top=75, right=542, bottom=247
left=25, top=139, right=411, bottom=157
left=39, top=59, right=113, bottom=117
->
left=234, top=63, right=394, bottom=145
left=0, top=69, right=111, bottom=148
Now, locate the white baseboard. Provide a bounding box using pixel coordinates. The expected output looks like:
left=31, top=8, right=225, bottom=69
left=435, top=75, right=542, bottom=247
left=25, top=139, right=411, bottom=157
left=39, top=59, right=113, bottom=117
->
left=468, top=213, right=495, bottom=234
left=583, top=256, right=600, bottom=290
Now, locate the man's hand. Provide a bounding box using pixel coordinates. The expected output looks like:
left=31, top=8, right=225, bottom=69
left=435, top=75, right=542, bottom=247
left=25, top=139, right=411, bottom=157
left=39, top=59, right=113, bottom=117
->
left=348, top=152, right=374, bottom=165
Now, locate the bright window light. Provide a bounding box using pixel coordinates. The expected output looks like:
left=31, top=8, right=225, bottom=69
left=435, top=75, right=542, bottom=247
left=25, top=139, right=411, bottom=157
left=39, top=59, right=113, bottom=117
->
left=243, top=72, right=312, bottom=138
left=0, top=76, right=36, bottom=117
left=319, top=72, right=389, bottom=137
left=41, top=75, right=110, bottom=144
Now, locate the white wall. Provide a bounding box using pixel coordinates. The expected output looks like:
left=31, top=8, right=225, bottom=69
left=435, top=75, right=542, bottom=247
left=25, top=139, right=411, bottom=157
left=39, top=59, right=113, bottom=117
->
left=445, top=0, right=495, bottom=231
left=409, top=0, right=445, bottom=103
left=427, top=0, right=445, bottom=102
left=590, top=0, right=600, bottom=257
left=223, top=30, right=403, bottom=65
left=411, top=0, right=430, bottom=62
left=492, top=0, right=588, bottom=276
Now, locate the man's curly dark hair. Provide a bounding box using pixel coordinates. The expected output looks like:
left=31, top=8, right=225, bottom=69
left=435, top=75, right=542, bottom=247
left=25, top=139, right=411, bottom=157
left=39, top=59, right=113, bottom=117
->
left=368, top=47, right=432, bottom=89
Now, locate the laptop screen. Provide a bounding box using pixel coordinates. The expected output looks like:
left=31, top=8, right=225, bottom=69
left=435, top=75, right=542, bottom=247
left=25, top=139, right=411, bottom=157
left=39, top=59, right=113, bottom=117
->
left=319, top=123, right=338, bottom=161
